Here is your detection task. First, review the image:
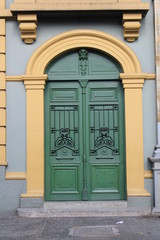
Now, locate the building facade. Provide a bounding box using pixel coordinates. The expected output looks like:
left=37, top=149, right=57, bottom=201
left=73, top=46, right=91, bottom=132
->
left=0, top=0, right=157, bottom=212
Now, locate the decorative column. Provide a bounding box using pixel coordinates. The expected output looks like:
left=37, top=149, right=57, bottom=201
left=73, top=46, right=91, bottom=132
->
left=21, top=75, right=47, bottom=198
left=0, top=0, right=7, bottom=166
left=120, top=73, right=150, bottom=197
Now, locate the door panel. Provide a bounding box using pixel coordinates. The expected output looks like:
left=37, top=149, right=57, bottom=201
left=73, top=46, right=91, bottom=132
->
left=45, top=80, right=125, bottom=201
left=86, top=81, right=125, bottom=200
left=45, top=82, right=83, bottom=200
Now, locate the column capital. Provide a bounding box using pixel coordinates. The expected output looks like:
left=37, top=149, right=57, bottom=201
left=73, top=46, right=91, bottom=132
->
left=23, top=74, right=48, bottom=90
left=120, top=73, right=146, bottom=89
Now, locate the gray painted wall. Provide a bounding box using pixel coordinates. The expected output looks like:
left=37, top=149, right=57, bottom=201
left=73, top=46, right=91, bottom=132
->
left=6, top=82, right=26, bottom=172
left=0, top=167, right=26, bottom=212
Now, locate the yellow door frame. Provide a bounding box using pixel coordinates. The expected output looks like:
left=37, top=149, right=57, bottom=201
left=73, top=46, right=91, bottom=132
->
left=21, top=29, right=150, bottom=198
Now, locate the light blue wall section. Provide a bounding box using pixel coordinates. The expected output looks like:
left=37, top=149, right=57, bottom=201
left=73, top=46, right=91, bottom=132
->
left=5, top=0, right=156, bottom=172
left=143, top=80, right=157, bottom=170
left=6, top=82, right=26, bottom=172
left=6, top=0, right=14, bottom=9
left=6, top=0, right=155, bottom=75
left=0, top=167, right=26, bottom=212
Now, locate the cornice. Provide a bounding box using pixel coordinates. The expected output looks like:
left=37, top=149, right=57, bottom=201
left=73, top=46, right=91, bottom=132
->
left=10, top=2, right=149, bottom=13
left=7, top=1, right=150, bottom=44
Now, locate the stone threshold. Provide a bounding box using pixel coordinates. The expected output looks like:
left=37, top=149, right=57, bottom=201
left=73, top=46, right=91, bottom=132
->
left=17, top=201, right=151, bottom=217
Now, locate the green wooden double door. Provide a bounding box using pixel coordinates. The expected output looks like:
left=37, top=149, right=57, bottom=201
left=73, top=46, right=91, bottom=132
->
left=45, top=50, right=126, bottom=201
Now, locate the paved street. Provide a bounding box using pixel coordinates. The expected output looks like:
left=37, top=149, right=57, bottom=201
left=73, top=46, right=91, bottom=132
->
left=0, top=213, right=160, bottom=240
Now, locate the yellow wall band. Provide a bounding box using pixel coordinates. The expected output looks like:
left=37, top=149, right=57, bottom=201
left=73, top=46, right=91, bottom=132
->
left=144, top=170, right=153, bottom=179
left=5, top=172, right=26, bottom=180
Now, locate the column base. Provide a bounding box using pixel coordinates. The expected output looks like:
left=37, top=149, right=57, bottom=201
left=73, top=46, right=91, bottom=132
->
left=127, top=189, right=151, bottom=197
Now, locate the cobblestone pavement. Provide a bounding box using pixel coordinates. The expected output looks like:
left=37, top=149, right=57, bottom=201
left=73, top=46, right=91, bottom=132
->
left=0, top=213, right=160, bottom=240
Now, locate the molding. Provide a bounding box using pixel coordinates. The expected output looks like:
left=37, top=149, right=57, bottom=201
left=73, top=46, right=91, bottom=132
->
left=6, top=76, right=23, bottom=81
left=10, top=1, right=149, bottom=12
left=0, top=10, right=13, bottom=18
left=26, top=29, right=142, bottom=75
left=10, top=2, right=149, bottom=43
left=0, top=109, right=6, bottom=127
left=6, top=73, right=155, bottom=82
left=120, top=73, right=145, bottom=88
left=123, top=13, right=142, bottom=42
left=128, top=189, right=151, bottom=197
left=144, top=170, right=153, bottom=179
left=21, top=193, right=43, bottom=198
left=0, top=19, right=5, bottom=35
left=145, top=74, right=156, bottom=80
left=17, top=14, right=37, bottom=44
left=5, top=172, right=26, bottom=180
left=0, top=73, right=6, bottom=90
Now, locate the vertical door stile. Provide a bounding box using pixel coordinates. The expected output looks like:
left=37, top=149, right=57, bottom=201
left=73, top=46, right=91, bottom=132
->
left=80, top=80, right=89, bottom=200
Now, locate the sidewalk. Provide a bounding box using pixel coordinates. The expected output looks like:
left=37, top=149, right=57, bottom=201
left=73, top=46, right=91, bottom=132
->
left=0, top=213, right=160, bottom=240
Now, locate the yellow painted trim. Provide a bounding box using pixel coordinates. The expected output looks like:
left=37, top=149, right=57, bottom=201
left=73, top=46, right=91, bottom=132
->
left=5, top=172, right=26, bottom=180
left=0, top=127, right=6, bottom=144
left=0, top=54, right=5, bottom=72
left=21, top=193, right=43, bottom=198
left=21, top=30, right=150, bottom=199
left=0, top=73, right=5, bottom=90
left=6, top=73, right=155, bottom=82
left=0, top=15, right=6, bottom=166
left=26, top=30, right=142, bottom=74
left=144, top=170, right=153, bottom=179
left=0, top=0, right=5, bottom=9
left=0, top=10, right=13, bottom=18
left=18, top=14, right=37, bottom=44
left=10, top=2, right=149, bottom=12
left=145, top=74, right=156, bottom=80
left=0, top=109, right=6, bottom=127
left=0, top=90, right=6, bottom=108
left=0, top=36, right=5, bottom=53
left=128, top=189, right=151, bottom=197
left=6, top=76, right=23, bottom=81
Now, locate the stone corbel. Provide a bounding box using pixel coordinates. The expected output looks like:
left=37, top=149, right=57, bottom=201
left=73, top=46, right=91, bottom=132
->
left=123, top=13, right=142, bottom=42
left=17, top=14, right=37, bottom=44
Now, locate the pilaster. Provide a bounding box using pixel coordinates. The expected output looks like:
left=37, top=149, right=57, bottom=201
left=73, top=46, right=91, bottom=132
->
left=120, top=73, right=150, bottom=197
left=0, top=1, right=7, bottom=166
left=22, top=75, right=47, bottom=198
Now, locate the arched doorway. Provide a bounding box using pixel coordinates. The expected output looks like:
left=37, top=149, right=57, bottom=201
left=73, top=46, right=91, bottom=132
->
left=44, top=49, right=126, bottom=201
left=22, top=30, right=150, bottom=200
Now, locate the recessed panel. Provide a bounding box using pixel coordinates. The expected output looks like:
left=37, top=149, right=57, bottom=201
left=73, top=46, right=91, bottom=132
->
left=47, top=53, right=78, bottom=75
left=89, top=52, right=119, bottom=75
left=50, top=88, right=78, bottom=101
left=91, top=164, right=120, bottom=193
left=90, top=88, right=118, bottom=101
left=51, top=166, right=79, bottom=193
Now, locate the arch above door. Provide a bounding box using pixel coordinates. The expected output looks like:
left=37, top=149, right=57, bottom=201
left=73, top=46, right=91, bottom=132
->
left=22, top=29, right=150, bottom=199
left=26, top=29, right=141, bottom=75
